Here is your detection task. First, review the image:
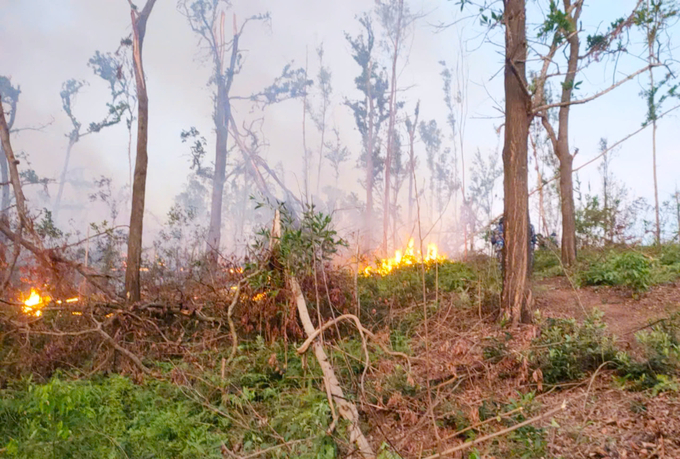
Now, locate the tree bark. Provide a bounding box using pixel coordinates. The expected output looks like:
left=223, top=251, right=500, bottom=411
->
left=382, top=0, right=404, bottom=254
left=501, top=0, right=532, bottom=325
left=407, top=116, right=416, bottom=228
left=125, top=0, right=157, bottom=303
left=0, top=98, right=29, bottom=227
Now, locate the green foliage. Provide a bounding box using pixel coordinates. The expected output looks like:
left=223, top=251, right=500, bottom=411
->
left=581, top=251, right=652, bottom=293
left=0, top=339, right=342, bottom=458
left=531, top=310, right=618, bottom=384
left=0, top=375, right=229, bottom=458
left=532, top=249, right=563, bottom=278
left=252, top=203, right=346, bottom=279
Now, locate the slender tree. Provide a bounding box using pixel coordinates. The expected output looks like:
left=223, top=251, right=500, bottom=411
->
left=404, top=101, right=419, bottom=227
left=0, top=77, right=20, bottom=225
left=125, top=0, right=158, bottom=303
left=54, top=51, right=131, bottom=219
left=377, top=0, right=407, bottom=253
left=636, top=0, right=678, bottom=244
left=345, top=14, right=389, bottom=251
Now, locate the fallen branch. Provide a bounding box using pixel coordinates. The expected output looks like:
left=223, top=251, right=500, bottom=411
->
left=289, top=277, right=375, bottom=458
left=10, top=312, right=151, bottom=374
left=422, top=402, right=567, bottom=459
left=0, top=218, right=116, bottom=298
left=270, top=209, right=374, bottom=458
left=296, top=313, right=413, bottom=372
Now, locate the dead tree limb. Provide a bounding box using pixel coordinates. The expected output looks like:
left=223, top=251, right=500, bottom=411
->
left=289, top=277, right=374, bottom=458
left=0, top=218, right=117, bottom=298
left=296, top=313, right=413, bottom=372
left=269, top=210, right=374, bottom=458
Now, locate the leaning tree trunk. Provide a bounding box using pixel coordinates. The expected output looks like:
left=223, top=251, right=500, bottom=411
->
left=125, top=0, right=157, bottom=303
left=501, top=0, right=532, bottom=325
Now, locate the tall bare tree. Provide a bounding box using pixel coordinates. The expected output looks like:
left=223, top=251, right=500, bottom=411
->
left=502, top=0, right=532, bottom=324
left=125, top=0, right=158, bottom=303
left=377, top=0, right=406, bottom=253
left=637, top=0, right=678, bottom=244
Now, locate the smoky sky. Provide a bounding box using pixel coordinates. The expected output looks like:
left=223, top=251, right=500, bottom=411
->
left=1, top=0, right=678, bottom=247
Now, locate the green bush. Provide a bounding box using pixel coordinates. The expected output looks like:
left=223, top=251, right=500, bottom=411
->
left=531, top=310, right=618, bottom=384
left=581, top=251, right=652, bottom=292
left=532, top=249, right=563, bottom=278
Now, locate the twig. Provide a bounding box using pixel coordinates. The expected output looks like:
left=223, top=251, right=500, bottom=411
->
left=584, top=361, right=613, bottom=413
left=423, top=402, right=568, bottom=459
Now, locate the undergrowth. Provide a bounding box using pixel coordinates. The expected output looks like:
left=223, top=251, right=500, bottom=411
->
left=530, top=309, right=680, bottom=393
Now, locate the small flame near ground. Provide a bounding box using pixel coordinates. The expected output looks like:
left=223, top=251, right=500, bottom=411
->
left=22, top=288, right=49, bottom=317
left=21, top=289, right=80, bottom=317
left=363, top=238, right=447, bottom=276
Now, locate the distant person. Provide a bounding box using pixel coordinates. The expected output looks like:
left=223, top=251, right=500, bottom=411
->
left=490, top=216, right=536, bottom=272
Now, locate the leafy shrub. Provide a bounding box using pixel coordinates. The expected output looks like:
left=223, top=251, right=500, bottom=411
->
left=531, top=310, right=618, bottom=383
left=616, top=313, right=680, bottom=390
left=532, top=249, right=563, bottom=278
left=581, top=251, right=652, bottom=292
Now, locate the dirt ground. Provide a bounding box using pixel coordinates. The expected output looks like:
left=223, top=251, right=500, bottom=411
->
left=368, top=279, right=680, bottom=458
left=535, top=277, right=680, bottom=349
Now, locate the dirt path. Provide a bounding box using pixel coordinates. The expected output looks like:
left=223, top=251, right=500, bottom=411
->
left=534, top=277, right=680, bottom=347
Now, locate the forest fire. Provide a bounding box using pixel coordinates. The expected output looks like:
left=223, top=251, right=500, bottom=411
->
left=362, top=238, right=447, bottom=277
left=20, top=289, right=80, bottom=317
left=22, top=288, right=49, bottom=317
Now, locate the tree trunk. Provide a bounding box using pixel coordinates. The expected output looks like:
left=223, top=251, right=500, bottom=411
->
left=559, top=153, right=577, bottom=263
left=364, top=62, right=375, bottom=251
left=53, top=135, right=78, bottom=220
left=555, top=0, right=581, bottom=266
left=206, top=83, right=229, bottom=256
left=651, top=92, right=661, bottom=245
left=0, top=147, right=9, bottom=221
left=125, top=0, right=157, bottom=303
left=206, top=17, right=240, bottom=260
left=382, top=0, right=404, bottom=255
left=501, top=0, right=532, bottom=325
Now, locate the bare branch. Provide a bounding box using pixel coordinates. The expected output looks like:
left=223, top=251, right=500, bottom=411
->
left=532, top=64, right=658, bottom=113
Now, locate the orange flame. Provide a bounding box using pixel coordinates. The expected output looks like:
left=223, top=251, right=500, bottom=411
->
left=22, top=288, right=49, bottom=317
left=363, top=238, right=447, bottom=277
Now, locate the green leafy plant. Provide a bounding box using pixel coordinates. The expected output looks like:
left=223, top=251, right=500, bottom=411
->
left=582, top=251, right=652, bottom=293
left=531, top=310, right=618, bottom=383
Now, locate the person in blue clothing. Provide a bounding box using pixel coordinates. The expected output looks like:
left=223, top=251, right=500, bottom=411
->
left=490, top=216, right=537, bottom=272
